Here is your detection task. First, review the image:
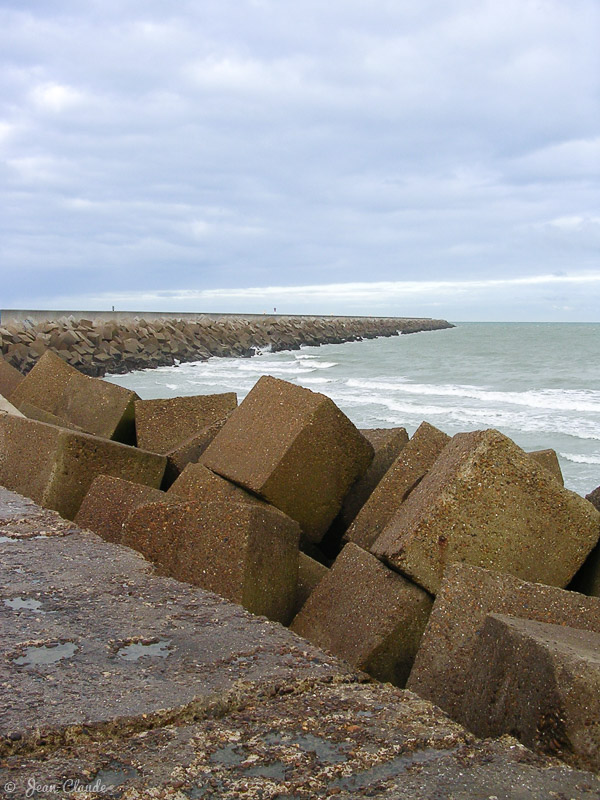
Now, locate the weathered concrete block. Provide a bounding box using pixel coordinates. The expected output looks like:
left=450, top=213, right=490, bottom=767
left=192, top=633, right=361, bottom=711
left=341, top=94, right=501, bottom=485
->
left=372, top=429, right=600, bottom=594
left=529, top=448, right=564, bottom=484
left=407, top=563, right=600, bottom=723
left=17, top=400, right=83, bottom=431
left=346, top=422, right=450, bottom=552
left=587, top=486, right=600, bottom=512
left=0, top=356, right=24, bottom=399
left=163, top=416, right=230, bottom=485
left=570, top=540, right=600, bottom=598
left=168, top=462, right=264, bottom=507
left=9, top=350, right=139, bottom=442
left=123, top=499, right=300, bottom=623
left=335, top=427, right=409, bottom=532
left=0, top=415, right=166, bottom=519
left=290, top=542, right=433, bottom=686
left=201, top=376, right=374, bottom=541
left=462, top=613, right=600, bottom=772
left=293, top=552, right=329, bottom=617
left=75, top=475, right=176, bottom=544
left=135, top=392, right=237, bottom=454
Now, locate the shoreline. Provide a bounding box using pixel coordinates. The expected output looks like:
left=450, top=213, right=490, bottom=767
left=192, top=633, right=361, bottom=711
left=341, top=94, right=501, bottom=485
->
left=0, top=312, right=454, bottom=377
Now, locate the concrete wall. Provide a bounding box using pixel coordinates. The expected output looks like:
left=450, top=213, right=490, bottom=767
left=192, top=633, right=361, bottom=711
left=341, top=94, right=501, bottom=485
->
left=0, top=309, right=421, bottom=325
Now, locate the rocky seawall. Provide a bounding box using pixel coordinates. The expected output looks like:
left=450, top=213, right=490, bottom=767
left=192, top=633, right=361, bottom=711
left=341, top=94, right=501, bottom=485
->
left=0, top=313, right=453, bottom=376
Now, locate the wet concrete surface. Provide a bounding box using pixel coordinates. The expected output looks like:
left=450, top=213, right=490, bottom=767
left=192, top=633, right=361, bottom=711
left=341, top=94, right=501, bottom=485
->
left=2, top=486, right=600, bottom=798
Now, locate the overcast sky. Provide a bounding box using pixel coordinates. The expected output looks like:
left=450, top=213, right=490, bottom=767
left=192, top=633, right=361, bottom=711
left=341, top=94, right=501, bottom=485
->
left=1, top=0, right=599, bottom=320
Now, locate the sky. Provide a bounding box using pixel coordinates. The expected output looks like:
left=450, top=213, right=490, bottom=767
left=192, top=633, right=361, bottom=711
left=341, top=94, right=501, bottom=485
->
left=1, top=0, right=599, bottom=321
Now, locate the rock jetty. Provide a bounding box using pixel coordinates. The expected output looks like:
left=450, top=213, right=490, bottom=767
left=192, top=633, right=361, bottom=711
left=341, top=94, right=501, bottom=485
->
left=2, top=351, right=600, bottom=795
left=0, top=313, right=453, bottom=376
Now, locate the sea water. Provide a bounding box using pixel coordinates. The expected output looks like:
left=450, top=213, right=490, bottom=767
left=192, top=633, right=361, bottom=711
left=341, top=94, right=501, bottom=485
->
left=107, top=322, right=600, bottom=497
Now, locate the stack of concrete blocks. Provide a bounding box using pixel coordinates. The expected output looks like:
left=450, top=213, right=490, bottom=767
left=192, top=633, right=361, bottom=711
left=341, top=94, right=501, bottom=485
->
left=0, top=315, right=450, bottom=376
left=407, top=564, right=600, bottom=772
left=3, top=349, right=600, bottom=773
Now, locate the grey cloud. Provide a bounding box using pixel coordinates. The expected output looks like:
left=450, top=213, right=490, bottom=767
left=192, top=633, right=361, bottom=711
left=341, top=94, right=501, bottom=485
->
left=1, top=1, right=599, bottom=317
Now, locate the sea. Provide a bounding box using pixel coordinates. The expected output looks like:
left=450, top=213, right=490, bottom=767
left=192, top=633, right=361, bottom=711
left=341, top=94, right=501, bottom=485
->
left=107, top=322, right=600, bottom=498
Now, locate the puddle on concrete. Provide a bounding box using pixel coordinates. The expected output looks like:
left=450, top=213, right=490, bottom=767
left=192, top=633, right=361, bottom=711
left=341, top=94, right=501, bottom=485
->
left=331, top=747, right=458, bottom=791
left=0, top=536, right=15, bottom=543
left=210, top=743, right=245, bottom=766
left=263, top=731, right=349, bottom=764
left=116, top=639, right=171, bottom=661
left=244, top=762, right=288, bottom=781
left=13, top=641, right=77, bottom=666
left=4, top=597, right=44, bottom=612
left=93, top=762, right=139, bottom=788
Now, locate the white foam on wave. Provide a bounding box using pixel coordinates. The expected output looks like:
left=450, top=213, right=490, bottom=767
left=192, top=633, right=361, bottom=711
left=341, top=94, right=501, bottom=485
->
left=332, top=389, right=600, bottom=442
left=560, top=453, right=600, bottom=465
left=345, top=378, right=600, bottom=413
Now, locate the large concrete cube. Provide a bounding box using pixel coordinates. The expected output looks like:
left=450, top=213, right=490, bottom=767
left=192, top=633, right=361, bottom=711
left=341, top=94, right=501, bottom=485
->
left=0, top=356, right=24, bottom=399
left=372, top=429, right=600, bottom=594
left=75, top=475, right=177, bottom=544
left=528, top=448, right=564, bottom=485
left=135, top=393, right=237, bottom=454
left=346, top=422, right=450, bottom=551
left=462, top=613, right=600, bottom=772
left=168, top=462, right=264, bottom=507
left=9, top=351, right=138, bottom=442
left=407, top=563, right=600, bottom=723
left=334, top=427, right=409, bottom=532
left=293, top=552, right=329, bottom=617
left=290, top=542, right=433, bottom=686
left=201, top=376, right=374, bottom=541
left=163, top=416, right=229, bottom=485
left=0, top=415, right=166, bottom=519
left=122, top=499, right=300, bottom=623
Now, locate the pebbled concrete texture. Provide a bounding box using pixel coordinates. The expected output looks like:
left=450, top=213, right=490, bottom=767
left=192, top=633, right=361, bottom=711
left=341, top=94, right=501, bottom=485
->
left=2, top=487, right=600, bottom=799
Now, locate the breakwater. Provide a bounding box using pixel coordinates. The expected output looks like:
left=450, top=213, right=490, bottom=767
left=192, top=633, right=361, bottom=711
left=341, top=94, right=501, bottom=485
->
left=0, top=312, right=453, bottom=376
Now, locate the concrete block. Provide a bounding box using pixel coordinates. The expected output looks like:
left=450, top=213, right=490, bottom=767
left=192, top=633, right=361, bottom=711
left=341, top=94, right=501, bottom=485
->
left=9, top=351, right=139, bottom=443
left=463, top=614, right=600, bottom=772
left=167, top=462, right=264, bottom=506
left=0, top=415, right=166, bottom=519
left=17, top=400, right=83, bottom=431
left=0, top=356, right=24, bottom=399
left=569, top=540, right=600, bottom=597
left=201, top=376, right=374, bottom=541
left=407, top=563, right=600, bottom=723
left=293, top=552, right=329, bottom=616
left=586, top=486, right=600, bottom=512
left=290, top=542, right=433, bottom=686
left=346, top=422, right=450, bottom=551
left=372, top=429, right=600, bottom=595
left=75, top=475, right=176, bottom=544
left=335, top=427, right=409, bottom=531
left=0, top=511, right=347, bottom=759
left=163, top=416, right=230, bottom=485
left=135, top=392, right=237, bottom=454
left=529, top=448, right=564, bottom=484
left=123, top=499, right=300, bottom=623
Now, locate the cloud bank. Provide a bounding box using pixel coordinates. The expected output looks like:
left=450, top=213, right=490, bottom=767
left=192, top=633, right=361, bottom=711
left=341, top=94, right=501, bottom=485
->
left=1, top=1, right=599, bottom=319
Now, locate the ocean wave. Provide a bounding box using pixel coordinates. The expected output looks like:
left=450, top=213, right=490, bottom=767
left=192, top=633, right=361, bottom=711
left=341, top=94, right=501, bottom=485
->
left=332, top=390, right=600, bottom=441
left=560, top=453, right=600, bottom=465
left=345, top=379, right=600, bottom=413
